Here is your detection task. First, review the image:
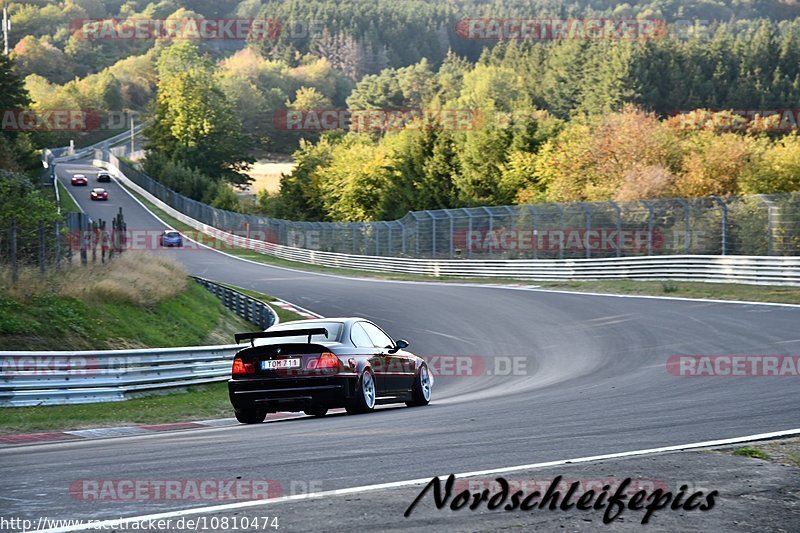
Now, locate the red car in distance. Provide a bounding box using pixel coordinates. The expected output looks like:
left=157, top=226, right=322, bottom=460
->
left=90, top=188, right=108, bottom=201
left=71, top=174, right=88, bottom=186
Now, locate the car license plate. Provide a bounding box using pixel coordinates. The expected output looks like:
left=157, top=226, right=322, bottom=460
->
left=262, top=358, right=301, bottom=370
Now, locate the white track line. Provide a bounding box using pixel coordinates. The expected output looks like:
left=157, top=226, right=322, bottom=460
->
left=38, top=427, right=800, bottom=532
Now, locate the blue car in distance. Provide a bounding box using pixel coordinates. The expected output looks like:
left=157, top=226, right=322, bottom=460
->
left=159, top=230, right=183, bottom=247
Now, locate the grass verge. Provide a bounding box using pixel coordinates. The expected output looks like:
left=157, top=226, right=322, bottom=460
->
left=56, top=180, right=82, bottom=213
left=0, top=253, right=255, bottom=350
left=721, top=438, right=800, bottom=467
left=0, top=383, right=233, bottom=435
left=0, top=284, right=305, bottom=435
left=732, top=447, right=770, bottom=459
left=122, top=183, right=800, bottom=305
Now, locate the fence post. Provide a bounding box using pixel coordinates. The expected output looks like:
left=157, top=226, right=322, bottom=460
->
left=410, top=212, right=420, bottom=258
left=427, top=211, right=436, bottom=258
left=581, top=203, right=592, bottom=259
left=374, top=222, right=379, bottom=256
left=640, top=200, right=655, bottom=256
left=710, top=196, right=728, bottom=255
left=756, top=194, right=774, bottom=256
left=445, top=211, right=455, bottom=259
left=479, top=207, right=493, bottom=258
left=549, top=203, right=565, bottom=259
left=466, top=209, right=473, bottom=258
left=526, top=205, right=538, bottom=259
left=674, top=198, right=690, bottom=254
left=608, top=201, right=623, bottom=257
left=10, top=217, right=18, bottom=284
left=38, top=221, right=45, bottom=275
left=55, top=221, right=61, bottom=270
left=505, top=206, right=516, bottom=258
left=386, top=222, right=393, bottom=256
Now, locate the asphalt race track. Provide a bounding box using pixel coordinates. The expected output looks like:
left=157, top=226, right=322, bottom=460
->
left=2, top=162, right=798, bottom=529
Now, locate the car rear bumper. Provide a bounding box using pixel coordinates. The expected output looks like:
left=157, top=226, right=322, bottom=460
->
left=228, top=375, right=358, bottom=412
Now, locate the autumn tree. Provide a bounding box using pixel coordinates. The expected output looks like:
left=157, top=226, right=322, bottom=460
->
left=145, top=43, right=253, bottom=185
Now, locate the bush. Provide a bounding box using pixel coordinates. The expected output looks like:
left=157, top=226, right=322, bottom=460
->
left=142, top=151, right=216, bottom=202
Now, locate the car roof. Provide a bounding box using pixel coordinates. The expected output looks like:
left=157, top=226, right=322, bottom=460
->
left=92, top=188, right=106, bottom=191
left=73, top=174, right=85, bottom=177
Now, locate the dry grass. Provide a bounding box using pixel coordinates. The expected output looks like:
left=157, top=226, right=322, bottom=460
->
left=1, top=252, right=186, bottom=307
left=241, top=160, right=295, bottom=195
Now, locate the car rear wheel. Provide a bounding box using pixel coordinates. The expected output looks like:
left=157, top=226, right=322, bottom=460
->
left=406, top=365, right=432, bottom=407
left=235, top=408, right=267, bottom=424
left=303, top=406, right=328, bottom=417
left=346, top=369, right=376, bottom=414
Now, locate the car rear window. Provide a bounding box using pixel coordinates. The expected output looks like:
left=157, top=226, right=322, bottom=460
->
left=260, top=322, right=343, bottom=344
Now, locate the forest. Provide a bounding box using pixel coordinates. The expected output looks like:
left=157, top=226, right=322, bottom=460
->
left=5, top=0, right=800, bottom=220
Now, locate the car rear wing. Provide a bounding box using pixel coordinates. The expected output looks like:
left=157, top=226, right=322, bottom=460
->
left=235, top=328, right=329, bottom=346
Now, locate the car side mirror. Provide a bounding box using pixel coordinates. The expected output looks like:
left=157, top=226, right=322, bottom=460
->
left=393, top=339, right=409, bottom=351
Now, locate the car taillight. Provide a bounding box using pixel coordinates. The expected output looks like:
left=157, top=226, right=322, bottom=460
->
left=232, top=357, right=255, bottom=376
left=307, top=352, right=339, bottom=370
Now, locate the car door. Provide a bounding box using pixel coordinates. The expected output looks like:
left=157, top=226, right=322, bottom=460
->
left=349, top=322, right=387, bottom=393
left=360, top=322, right=415, bottom=394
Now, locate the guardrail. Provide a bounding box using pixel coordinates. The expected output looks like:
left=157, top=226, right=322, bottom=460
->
left=0, top=345, right=240, bottom=407
left=193, top=277, right=277, bottom=330
left=96, top=155, right=800, bottom=286
left=0, top=278, right=277, bottom=407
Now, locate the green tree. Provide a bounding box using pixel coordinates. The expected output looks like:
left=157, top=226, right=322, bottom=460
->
left=145, top=44, right=253, bottom=184
left=288, top=86, right=332, bottom=110
left=0, top=54, right=38, bottom=174
left=272, top=136, right=336, bottom=221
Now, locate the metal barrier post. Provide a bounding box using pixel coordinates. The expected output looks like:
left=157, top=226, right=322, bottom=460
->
left=675, top=198, right=690, bottom=254
left=547, top=203, right=565, bottom=259
left=757, top=194, right=774, bottom=256
left=608, top=201, right=623, bottom=257
left=580, top=203, right=592, bottom=259
left=445, top=210, right=455, bottom=259
left=467, top=209, right=473, bottom=258
left=526, top=205, right=538, bottom=259
left=640, top=200, right=655, bottom=256
left=710, top=196, right=728, bottom=255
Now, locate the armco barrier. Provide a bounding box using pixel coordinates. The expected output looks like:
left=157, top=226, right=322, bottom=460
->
left=95, top=156, right=800, bottom=286
left=193, top=277, right=277, bottom=330
left=0, top=345, right=239, bottom=407
left=0, top=279, right=277, bottom=407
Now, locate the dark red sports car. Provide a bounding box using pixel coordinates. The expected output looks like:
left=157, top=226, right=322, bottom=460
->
left=71, top=174, right=88, bottom=186
left=229, top=318, right=432, bottom=423
left=90, top=187, right=108, bottom=200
